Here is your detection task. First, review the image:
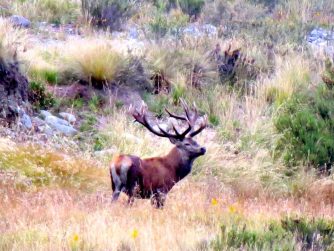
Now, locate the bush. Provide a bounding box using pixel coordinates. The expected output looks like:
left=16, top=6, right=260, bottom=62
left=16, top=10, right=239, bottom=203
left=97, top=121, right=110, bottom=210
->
left=212, top=217, right=334, bottom=250
left=28, top=81, right=56, bottom=110
left=274, top=84, right=334, bottom=169
left=148, top=8, right=189, bottom=38
left=152, top=0, right=204, bottom=18
left=177, top=0, right=205, bottom=18
left=81, top=0, right=135, bottom=31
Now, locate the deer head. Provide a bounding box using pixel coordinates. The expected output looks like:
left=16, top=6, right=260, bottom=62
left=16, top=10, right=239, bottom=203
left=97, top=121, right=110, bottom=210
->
left=129, top=99, right=207, bottom=157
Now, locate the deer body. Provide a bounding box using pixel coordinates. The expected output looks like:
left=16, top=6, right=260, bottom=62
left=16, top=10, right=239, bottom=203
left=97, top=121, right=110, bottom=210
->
left=110, top=100, right=207, bottom=207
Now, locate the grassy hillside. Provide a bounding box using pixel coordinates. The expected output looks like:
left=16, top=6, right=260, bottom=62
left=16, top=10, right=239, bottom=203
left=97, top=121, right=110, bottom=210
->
left=0, top=0, right=334, bottom=250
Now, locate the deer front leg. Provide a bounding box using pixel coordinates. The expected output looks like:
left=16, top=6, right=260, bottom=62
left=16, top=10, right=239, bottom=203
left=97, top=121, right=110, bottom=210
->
left=150, top=190, right=167, bottom=208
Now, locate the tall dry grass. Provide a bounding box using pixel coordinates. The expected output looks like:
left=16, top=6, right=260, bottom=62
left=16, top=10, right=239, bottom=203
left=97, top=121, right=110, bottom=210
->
left=1, top=179, right=334, bottom=251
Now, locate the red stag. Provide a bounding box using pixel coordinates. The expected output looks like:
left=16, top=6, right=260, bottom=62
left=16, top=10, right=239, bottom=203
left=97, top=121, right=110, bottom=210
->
left=110, top=99, right=207, bottom=207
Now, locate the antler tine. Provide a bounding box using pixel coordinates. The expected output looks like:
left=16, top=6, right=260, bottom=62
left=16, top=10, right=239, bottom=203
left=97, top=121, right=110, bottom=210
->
left=131, top=102, right=186, bottom=139
left=189, top=114, right=208, bottom=137
left=165, top=108, right=187, bottom=121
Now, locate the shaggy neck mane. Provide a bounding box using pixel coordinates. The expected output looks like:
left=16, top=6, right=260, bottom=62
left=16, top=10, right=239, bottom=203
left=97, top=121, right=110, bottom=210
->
left=164, top=147, right=194, bottom=180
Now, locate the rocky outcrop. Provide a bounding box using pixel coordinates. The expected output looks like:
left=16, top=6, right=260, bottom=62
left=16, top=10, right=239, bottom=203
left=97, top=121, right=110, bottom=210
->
left=9, top=15, right=31, bottom=28
left=37, top=110, right=78, bottom=136
left=308, top=28, right=334, bottom=58
left=0, top=58, right=30, bottom=125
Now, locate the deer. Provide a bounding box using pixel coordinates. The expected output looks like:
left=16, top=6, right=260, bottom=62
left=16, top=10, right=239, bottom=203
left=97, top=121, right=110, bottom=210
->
left=109, top=99, right=207, bottom=208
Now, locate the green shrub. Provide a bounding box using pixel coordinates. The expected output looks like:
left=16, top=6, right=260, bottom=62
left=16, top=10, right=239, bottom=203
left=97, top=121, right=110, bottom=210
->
left=148, top=8, right=189, bottom=38
left=81, top=0, right=135, bottom=31
left=143, top=94, right=169, bottom=118
left=88, top=94, right=103, bottom=112
left=177, top=0, right=205, bottom=18
left=28, top=82, right=56, bottom=110
left=152, top=0, right=205, bottom=17
left=212, top=217, right=334, bottom=250
left=274, top=84, right=334, bottom=169
left=79, top=114, right=97, bottom=132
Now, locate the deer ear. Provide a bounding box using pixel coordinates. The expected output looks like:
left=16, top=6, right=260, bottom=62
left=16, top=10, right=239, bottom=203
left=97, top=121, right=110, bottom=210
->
left=169, top=137, right=179, bottom=145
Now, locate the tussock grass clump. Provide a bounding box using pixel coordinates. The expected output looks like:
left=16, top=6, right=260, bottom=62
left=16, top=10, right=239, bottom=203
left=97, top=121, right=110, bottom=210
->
left=64, top=38, right=128, bottom=87
left=22, top=47, right=62, bottom=84
left=23, top=36, right=145, bottom=88
left=145, top=41, right=218, bottom=93
left=0, top=18, right=27, bottom=63
left=261, top=55, right=311, bottom=106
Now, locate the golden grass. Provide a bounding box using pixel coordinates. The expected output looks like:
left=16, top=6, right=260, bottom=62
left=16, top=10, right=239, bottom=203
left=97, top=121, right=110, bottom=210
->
left=0, top=138, right=106, bottom=191
left=64, top=38, right=128, bottom=83
left=21, top=34, right=137, bottom=84
left=1, top=179, right=333, bottom=251
left=0, top=17, right=27, bottom=62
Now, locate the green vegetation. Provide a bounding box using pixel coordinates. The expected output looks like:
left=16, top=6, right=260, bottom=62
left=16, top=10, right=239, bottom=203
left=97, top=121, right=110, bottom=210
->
left=11, top=0, right=79, bottom=24
left=0, top=143, right=105, bottom=190
left=274, top=83, right=334, bottom=169
left=212, top=217, right=334, bottom=250
left=28, top=81, right=56, bottom=110
left=81, top=0, right=135, bottom=30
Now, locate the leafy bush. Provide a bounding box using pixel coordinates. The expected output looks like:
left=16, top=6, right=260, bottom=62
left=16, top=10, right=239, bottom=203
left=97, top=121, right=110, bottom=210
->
left=177, top=0, right=205, bottom=18
left=28, top=81, right=56, bottom=110
left=274, top=84, right=334, bottom=169
left=81, top=0, right=135, bottom=31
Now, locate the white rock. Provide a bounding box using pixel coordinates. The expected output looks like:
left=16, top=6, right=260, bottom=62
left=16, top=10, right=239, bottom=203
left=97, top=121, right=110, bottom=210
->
left=20, top=114, right=32, bottom=129
left=40, top=110, right=52, bottom=119
left=59, top=112, right=76, bottom=123
left=9, top=15, right=31, bottom=28
left=45, top=115, right=70, bottom=126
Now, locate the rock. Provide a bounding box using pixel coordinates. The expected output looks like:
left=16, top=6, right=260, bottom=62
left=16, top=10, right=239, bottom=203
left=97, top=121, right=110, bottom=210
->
left=40, top=110, right=52, bottom=119
left=59, top=112, right=76, bottom=123
left=0, top=57, right=29, bottom=125
left=182, top=24, right=218, bottom=37
left=20, top=113, right=32, bottom=129
left=307, top=27, right=334, bottom=58
left=32, top=117, right=45, bottom=127
left=127, top=26, right=139, bottom=39
left=45, top=115, right=70, bottom=126
left=9, top=15, right=31, bottom=28
left=46, top=122, right=77, bottom=136
left=44, top=115, right=77, bottom=136
left=39, top=124, right=54, bottom=136
left=94, top=147, right=117, bottom=158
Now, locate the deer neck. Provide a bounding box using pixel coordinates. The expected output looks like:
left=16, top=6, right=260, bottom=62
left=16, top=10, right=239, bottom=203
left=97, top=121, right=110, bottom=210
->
left=165, top=147, right=195, bottom=181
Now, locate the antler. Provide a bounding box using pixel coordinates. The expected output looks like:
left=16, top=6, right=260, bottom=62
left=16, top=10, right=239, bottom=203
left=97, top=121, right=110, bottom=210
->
left=130, top=99, right=207, bottom=140
left=129, top=102, right=191, bottom=140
